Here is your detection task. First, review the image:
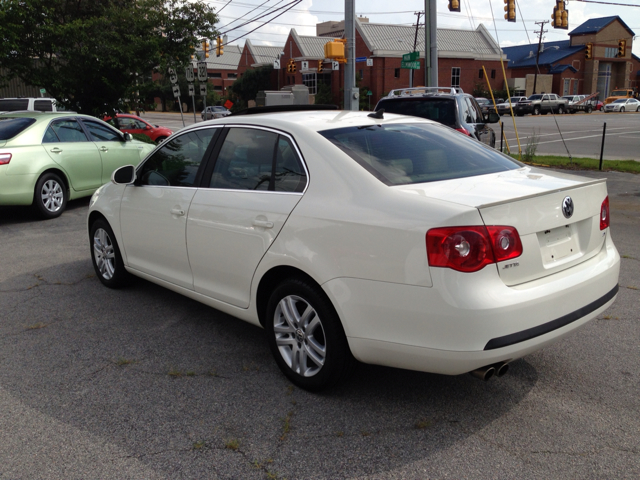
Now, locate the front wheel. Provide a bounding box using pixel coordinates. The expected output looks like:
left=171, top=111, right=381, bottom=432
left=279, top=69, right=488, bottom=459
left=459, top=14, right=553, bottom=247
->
left=265, top=278, right=354, bottom=391
left=90, top=219, right=131, bottom=288
left=33, top=172, right=67, bottom=219
left=557, top=106, right=564, bottom=114
left=533, top=106, right=540, bottom=115
left=586, top=106, right=593, bottom=114
left=155, top=136, right=167, bottom=144
left=620, top=107, right=625, bottom=112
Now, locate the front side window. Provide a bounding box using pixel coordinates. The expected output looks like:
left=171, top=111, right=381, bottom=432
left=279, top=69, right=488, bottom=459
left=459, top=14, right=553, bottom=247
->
left=46, top=120, right=88, bottom=143
left=138, top=128, right=217, bottom=187
left=320, top=123, right=521, bottom=186
left=208, top=128, right=306, bottom=193
left=82, top=120, right=122, bottom=141
left=451, top=67, right=461, bottom=88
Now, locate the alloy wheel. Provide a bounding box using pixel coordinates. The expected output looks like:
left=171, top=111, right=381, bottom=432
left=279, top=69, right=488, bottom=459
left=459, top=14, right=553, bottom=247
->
left=41, top=179, right=64, bottom=213
left=93, top=228, right=116, bottom=280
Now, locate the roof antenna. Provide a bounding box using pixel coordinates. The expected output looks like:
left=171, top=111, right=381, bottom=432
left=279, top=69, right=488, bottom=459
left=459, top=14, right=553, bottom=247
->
left=368, top=109, right=384, bottom=119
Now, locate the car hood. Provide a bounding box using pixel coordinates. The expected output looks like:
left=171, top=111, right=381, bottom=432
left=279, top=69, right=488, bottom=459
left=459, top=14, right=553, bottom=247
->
left=393, top=167, right=598, bottom=208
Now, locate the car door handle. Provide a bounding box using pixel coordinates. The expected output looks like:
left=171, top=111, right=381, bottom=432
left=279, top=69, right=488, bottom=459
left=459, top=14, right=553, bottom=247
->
left=99, top=146, right=108, bottom=152
left=50, top=147, right=63, bottom=154
left=170, top=208, right=185, bottom=216
left=252, top=219, right=274, bottom=229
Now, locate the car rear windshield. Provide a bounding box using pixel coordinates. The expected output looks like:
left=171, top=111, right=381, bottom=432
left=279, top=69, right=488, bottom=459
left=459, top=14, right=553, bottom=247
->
left=319, top=123, right=521, bottom=186
left=0, top=99, right=29, bottom=111
left=376, top=98, right=457, bottom=127
left=0, top=117, right=37, bottom=140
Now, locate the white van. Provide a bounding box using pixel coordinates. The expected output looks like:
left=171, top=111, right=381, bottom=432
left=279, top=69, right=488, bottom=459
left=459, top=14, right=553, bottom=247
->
left=0, top=97, right=64, bottom=113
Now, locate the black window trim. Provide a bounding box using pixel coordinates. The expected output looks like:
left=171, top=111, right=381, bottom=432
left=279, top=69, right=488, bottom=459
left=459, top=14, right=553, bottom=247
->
left=42, top=117, right=90, bottom=143
left=201, top=124, right=309, bottom=195
left=77, top=117, right=127, bottom=143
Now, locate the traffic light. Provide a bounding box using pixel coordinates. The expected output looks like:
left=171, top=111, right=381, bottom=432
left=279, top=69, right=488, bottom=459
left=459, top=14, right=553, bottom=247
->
left=215, top=36, right=224, bottom=57
left=503, top=0, right=515, bottom=22
left=618, top=39, right=626, bottom=57
left=448, top=0, right=460, bottom=12
left=287, top=59, right=296, bottom=74
left=552, top=1, right=568, bottom=29
left=318, top=61, right=323, bottom=73
left=202, top=39, right=210, bottom=58
left=585, top=43, right=593, bottom=60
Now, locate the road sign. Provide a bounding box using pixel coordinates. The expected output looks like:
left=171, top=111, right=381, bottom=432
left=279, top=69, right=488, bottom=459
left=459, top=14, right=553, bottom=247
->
left=224, top=99, right=233, bottom=109
left=273, top=58, right=281, bottom=69
left=39, top=88, right=46, bottom=95
left=367, top=90, right=373, bottom=96
left=301, top=61, right=309, bottom=71
left=197, top=61, right=207, bottom=81
left=401, top=60, right=420, bottom=70
left=200, top=84, right=207, bottom=96
left=185, top=67, right=194, bottom=82
left=332, top=61, right=339, bottom=71
left=172, top=85, right=181, bottom=98
left=168, top=68, right=178, bottom=84
left=402, top=51, right=419, bottom=62
left=188, top=84, right=195, bottom=97
left=366, top=58, right=373, bottom=67
left=356, top=56, right=367, bottom=63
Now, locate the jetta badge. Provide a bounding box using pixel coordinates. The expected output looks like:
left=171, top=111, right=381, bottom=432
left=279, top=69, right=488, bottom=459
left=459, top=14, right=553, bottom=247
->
left=562, top=196, right=574, bottom=218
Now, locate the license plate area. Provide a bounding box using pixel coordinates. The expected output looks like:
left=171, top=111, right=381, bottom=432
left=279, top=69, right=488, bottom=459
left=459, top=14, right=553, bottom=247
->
left=538, top=224, right=580, bottom=266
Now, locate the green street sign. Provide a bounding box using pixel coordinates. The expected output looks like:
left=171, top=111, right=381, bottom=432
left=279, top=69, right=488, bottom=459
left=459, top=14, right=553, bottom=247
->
left=401, top=60, right=420, bottom=70
left=367, top=90, right=373, bottom=96
left=402, top=51, right=419, bottom=62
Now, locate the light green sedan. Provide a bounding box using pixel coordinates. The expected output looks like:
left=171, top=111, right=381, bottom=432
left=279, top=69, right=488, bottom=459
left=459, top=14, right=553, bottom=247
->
left=0, top=112, right=156, bottom=219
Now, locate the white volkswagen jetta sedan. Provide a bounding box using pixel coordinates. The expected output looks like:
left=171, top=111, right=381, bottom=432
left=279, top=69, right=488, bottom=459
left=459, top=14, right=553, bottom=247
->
left=87, top=108, right=620, bottom=391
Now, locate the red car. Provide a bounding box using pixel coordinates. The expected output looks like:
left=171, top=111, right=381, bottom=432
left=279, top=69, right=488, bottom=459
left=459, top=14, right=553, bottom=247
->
left=104, top=114, right=173, bottom=143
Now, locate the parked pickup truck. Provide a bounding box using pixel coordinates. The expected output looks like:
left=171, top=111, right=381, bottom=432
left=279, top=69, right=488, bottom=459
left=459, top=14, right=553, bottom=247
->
left=514, top=93, right=569, bottom=116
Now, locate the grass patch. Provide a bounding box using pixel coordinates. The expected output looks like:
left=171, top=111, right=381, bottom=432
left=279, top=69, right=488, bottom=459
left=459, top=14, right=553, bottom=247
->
left=225, top=438, right=240, bottom=451
left=515, top=155, right=640, bottom=174
left=24, top=322, right=48, bottom=330
left=193, top=440, right=206, bottom=450
left=280, top=411, right=294, bottom=440
left=415, top=418, right=433, bottom=429
left=115, top=357, right=136, bottom=366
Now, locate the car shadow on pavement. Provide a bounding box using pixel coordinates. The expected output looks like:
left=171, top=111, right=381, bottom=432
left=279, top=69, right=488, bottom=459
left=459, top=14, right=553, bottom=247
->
left=0, top=261, right=538, bottom=479
left=0, top=197, right=91, bottom=226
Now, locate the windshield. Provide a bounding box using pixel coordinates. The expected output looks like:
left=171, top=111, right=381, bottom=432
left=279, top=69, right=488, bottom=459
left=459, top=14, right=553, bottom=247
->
left=0, top=117, right=37, bottom=140
left=319, top=123, right=521, bottom=186
left=475, top=98, right=489, bottom=104
left=610, top=90, right=628, bottom=96
left=612, top=99, right=626, bottom=104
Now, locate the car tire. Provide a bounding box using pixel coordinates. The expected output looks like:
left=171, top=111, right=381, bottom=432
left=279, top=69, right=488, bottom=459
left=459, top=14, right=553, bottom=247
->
left=620, top=107, right=625, bottom=112
left=586, top=106, right=593, bottom=114
left=90, top=218, right=131, bottom=289
left=33, top=172, right=67, bottom=219
left=265, top=277, right=355, bottom=391
left=557, top=106, right=564, bottom=114
left=155, top=136, right=167, bottom=144
left=637, top=106, right=640, bottom=112
left=533, top=106, right=540, bottom=115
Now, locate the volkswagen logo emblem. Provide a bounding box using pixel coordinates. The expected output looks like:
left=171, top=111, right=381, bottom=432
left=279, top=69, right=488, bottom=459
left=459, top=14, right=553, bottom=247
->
left=562, top=196, right=574, bottom=218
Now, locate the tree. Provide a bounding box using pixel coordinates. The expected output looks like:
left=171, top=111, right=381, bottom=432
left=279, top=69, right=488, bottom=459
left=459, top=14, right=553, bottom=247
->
left=227, top=65, right=274, bottom=111
left=0, top=0, right=218, bottom=116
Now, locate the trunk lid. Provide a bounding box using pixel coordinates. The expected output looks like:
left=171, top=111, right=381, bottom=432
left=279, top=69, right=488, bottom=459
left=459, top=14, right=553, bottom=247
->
left=398, top=167, right=609, bottom=285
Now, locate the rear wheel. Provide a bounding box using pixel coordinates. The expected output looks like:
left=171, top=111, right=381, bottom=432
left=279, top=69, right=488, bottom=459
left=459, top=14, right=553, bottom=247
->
left=265, top=278, right=354, bottom=391
left=90, top=219, right=131, bottom=288
left=155, top=136, right=167, bottom=144
left=33, top=172, right=67, bottom=219
left=557, top=106, right=564, bottom=114
left=620, top=107, right=625, bottom=112
left=533, top=106, right=540, bottom=115
left=586, top=106, right=593, bottom=114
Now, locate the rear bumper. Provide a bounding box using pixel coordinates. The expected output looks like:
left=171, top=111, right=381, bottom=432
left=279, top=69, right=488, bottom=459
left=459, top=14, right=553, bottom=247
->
left=323, top=234, right=620, bottom=375
left=0, top=171, right=36, bottom=205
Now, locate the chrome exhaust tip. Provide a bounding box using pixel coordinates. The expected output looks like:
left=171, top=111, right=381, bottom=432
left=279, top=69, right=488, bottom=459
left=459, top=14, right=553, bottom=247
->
left=469, top=366, right=495, bottom=381
left=495, top=362, right=510, bottom=377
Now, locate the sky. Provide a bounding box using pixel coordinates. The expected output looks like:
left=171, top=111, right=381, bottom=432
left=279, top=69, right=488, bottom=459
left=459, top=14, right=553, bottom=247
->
left=203, top=0, right=640, bottom=56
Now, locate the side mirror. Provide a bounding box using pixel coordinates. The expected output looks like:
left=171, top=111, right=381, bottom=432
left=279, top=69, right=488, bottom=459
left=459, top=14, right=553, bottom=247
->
left=485, top=112, right=500, bottom=124
left=112, top=165, right=136, bottom=185
left=145, top=125, right=151, bottom=130
left=124, top=132, right=133, bottom=142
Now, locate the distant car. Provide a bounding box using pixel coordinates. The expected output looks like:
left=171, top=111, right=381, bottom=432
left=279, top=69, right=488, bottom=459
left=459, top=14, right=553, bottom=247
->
left=474, top=97, right=494, bottom=115
left=0, top=97, right=65, bottom=114
left=603, top=98, right=640, bottom=112
left=104, top=113, right=173, bottom=143
left=0, top=112, right=155, bottom=218
left=604, top=89, right=635, bottom=105
left=202, top=106, right=231, bottom=120
left=496, top=96, right=528, bottom=115
left=375, top=87, right=499, bottom=148
left=87, top=108, right=620, bottom=391
left=562, top=95, right=583, bottom=105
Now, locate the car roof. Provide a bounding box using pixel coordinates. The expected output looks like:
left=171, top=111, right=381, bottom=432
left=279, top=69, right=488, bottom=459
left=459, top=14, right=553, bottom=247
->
left=192, top=109, right=436, bottom=134
left=0, top=111, right=87, bottom=120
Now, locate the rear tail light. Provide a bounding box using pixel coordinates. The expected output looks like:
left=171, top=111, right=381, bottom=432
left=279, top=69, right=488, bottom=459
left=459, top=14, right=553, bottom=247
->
left=600, top=196, right=610, bottom=230
left=426, top=225, right=522, bottom=273
left=0, top=153, right=11, bottom=165
left=455, top=128, right=471, bottom=136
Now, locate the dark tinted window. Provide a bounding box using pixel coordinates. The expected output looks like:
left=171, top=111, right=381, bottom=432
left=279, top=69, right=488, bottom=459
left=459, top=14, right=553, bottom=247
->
left=47, top=120, right=88, bottom=142
left=138, top=129, right=216, bottom=187
left=34, top=100, right=54, bottom=112
left=0, top=99, right=29, bottom=111
left=377, top=98, right=457, bottom=127
left=82, top=120, right=122, bottom=141
left=273, top=136, right=306, bottom=192
left=0, top=118, right=37, bottom=140
left=465, top=97, right=482, bottom=124
left=320, top=123, right=520, bottom=186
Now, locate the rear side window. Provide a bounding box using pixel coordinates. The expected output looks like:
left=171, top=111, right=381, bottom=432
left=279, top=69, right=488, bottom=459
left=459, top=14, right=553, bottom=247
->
left=376, top=98, right=457, bottom=127
left=0, top=118, right=37, bottom=140
left=34, top=100, right=53, bottom=112
left=45, top=120, right=88, bottom=142
left=320, top=123, right=521, bottom=186
left=0, top=99, right=29, bottom=111
left=138, top=128, right=217, bottom=187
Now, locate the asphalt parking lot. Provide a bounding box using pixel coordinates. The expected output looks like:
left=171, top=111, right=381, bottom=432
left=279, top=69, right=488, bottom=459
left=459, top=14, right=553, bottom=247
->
left=0, top=169, right=639, bottom=479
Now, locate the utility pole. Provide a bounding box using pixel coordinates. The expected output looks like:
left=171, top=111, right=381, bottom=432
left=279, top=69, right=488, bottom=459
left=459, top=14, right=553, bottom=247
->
left=533, top=21, right=548, bottom=95
left=410, top=11, right=422, bottom=88
left=344, top=0, right=359, bottom=111
left=424, top=0, right=438, bottom=87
